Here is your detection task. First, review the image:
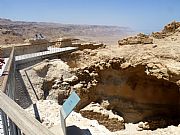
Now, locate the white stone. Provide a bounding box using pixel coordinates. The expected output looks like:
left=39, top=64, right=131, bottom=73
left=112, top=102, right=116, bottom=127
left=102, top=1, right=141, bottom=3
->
left=64, top=75, right=78, bottom=82
left=138, top=122, right=144, bottom=128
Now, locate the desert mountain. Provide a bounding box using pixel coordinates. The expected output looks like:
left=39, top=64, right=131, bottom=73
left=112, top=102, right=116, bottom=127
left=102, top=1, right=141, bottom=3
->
left=0, top=18, right=133, bottom=45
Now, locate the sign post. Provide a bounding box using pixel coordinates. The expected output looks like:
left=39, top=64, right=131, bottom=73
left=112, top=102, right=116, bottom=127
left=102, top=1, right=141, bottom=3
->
left=60, top=91, right=80, bottom=135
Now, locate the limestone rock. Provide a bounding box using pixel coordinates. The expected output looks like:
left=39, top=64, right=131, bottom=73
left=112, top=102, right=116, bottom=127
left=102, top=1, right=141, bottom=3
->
left=152, top=21, right=180, bottom=39
left=138, top=122, right=144, bottom=128
left=137, top=119, right=180, bottom=130
left=118, top=33, right=153, bottom=45
left=79, top=42, right=105, bottom=50
left=52, top=83, right=58, bottom=89
left=63, top=75, right=78, bottom=84
left=73, top=83, right=84, bottom=90
left=25, top=100, right=61, bottom=128
left=100, top=100, right=110, bottom=109
left=80, top=102, right=125, bottom=132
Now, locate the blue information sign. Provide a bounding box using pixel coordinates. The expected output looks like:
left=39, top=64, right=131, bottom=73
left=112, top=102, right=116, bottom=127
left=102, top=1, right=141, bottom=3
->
left=61, top=91, right=80, bottom=119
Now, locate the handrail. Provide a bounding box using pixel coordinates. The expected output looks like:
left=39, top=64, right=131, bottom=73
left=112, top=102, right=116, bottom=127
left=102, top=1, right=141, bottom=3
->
left=1, top=47, right=15, bottom=93
left=0, top=91, right=55, bottom=135
left=0, top=47, right=56, bottom=135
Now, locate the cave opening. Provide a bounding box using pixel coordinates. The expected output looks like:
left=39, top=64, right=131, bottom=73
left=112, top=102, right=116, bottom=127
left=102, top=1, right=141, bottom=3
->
left=94, top=65, right=180, bottom=126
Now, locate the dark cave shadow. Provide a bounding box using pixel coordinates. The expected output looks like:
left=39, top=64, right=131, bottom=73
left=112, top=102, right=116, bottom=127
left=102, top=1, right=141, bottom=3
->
left=67, top=125, right=92, bottom=135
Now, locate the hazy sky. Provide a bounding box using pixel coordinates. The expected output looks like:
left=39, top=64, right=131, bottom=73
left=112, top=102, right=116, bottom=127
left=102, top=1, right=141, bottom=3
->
left=0, top=0, right=180, bottom=33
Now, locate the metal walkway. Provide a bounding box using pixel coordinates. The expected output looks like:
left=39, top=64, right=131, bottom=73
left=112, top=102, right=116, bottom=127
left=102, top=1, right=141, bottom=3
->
left=0, top=46, right=78, bottom=135
left=15, top=47, right=77, bottom=62
left=0, top=111, right=3, bottom=135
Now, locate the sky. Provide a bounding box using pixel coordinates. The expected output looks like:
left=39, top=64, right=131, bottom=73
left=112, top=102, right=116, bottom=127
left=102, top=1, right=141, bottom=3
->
left=0, top=0, right=180, bottom=33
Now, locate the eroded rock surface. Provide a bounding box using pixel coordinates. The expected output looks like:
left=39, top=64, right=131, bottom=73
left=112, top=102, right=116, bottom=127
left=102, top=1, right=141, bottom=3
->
left=118, top=33, right=153, bottom=45
left=25, top=100, right=61, bottom=128
left=68, top=57, right=180, bottom=123
left=24, top=22, right=180, bottom=133
left=152, top=21, right=180, bottom=39
left=25, top=59, right=72, bottom=103
left=80, top=102, right=125, bottom=132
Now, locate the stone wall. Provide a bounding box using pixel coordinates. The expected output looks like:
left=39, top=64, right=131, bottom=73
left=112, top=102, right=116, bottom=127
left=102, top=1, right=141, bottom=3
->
left=53, top=41, right=104, bottom=50
left=1, top=43, right=48, bottom=57
left=78, top=43, right=104, bottom=50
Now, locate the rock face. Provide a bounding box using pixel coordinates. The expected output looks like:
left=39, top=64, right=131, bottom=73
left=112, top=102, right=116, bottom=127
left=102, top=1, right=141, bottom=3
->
left=118, top=33, right=153, bottom=45
left=72, top=57, right=180, bottom=123
left=80, top=102, right=125, bottom=132
left=26, top=59, right=72, bottom=103
left=152, top=21, right=180, bottom=39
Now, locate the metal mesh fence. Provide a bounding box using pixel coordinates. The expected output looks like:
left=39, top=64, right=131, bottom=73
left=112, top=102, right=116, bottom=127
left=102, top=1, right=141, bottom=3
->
left=0, top=47, right=22, bottom=135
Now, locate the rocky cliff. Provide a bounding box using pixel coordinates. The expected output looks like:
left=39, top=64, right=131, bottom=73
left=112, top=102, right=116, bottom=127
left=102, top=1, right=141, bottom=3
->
left=24, top=21, right=180, bottom=132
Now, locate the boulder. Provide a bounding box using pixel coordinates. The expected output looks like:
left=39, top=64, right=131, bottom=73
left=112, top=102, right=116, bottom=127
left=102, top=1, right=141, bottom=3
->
left=63, top=75, right=79, bottom=84
left=80, top=102, right=125, bottom=132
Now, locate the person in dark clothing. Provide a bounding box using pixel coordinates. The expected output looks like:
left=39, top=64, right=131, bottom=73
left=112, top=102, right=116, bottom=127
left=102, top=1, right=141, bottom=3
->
left=35, top=34, right=38, bottom=39
left=39, top=33, right=44, bottom=39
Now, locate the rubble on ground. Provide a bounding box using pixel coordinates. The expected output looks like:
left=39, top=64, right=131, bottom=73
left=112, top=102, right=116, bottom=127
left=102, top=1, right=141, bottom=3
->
left=138, top=118, right=180, bottom=130
left=25, top=100, right=61, bottom=128
left=118, top=33, right=153, bottom=45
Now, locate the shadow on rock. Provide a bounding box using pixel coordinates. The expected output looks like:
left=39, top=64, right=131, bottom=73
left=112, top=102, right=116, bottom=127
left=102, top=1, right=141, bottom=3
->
left=67, top=125, right=92, bottom=135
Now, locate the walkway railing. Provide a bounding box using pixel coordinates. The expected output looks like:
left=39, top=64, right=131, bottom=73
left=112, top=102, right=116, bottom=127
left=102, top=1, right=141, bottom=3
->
left=0, top=47, right=56, bottom=135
